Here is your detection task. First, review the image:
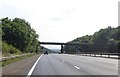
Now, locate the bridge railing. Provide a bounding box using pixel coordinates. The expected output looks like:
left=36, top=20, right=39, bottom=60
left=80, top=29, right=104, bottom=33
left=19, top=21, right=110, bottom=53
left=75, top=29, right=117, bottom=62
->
left=67, top=52, right=119, bottom=59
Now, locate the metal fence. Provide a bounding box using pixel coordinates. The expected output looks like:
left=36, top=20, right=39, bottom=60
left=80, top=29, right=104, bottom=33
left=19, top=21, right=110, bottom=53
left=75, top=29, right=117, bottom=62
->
left=0, top=53, right=32, bottom=62
left=67, top=52, right=119, bottom=59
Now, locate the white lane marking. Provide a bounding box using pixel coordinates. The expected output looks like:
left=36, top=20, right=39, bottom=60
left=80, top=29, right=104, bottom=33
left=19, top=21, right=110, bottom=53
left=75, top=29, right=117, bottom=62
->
left=74, top=66, right=80, bottom=70
left=27, top=54, right=43, bottom=77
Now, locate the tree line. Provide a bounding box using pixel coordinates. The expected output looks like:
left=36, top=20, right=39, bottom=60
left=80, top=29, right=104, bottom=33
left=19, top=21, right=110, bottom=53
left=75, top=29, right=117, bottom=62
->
left=0, top=17, right=41, bottom=56
left=64, top=26, right=120, bottom=53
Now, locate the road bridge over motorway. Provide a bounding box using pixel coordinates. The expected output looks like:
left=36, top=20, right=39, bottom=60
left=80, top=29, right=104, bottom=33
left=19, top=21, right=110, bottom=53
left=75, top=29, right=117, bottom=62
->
left=39, top=42, right=87, bottom=53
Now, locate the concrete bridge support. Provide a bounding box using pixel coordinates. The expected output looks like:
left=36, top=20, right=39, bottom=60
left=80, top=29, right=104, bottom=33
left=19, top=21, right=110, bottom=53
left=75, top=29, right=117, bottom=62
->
left=61, top=45, right=63, bottom=53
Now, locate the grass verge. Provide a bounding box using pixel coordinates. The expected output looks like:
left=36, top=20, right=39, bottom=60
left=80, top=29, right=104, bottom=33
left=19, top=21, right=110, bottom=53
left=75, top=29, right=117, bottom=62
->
left=0, top=53, right=36, bottom=67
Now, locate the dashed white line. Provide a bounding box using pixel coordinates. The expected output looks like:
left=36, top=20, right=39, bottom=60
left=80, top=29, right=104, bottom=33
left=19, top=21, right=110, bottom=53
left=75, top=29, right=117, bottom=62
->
left=74, top=66, right=80, bottom=70
left=27, top=54, right=43, bottom=77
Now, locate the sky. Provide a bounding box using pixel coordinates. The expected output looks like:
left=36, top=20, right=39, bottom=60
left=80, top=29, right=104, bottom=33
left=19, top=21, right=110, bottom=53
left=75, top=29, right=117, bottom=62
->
left=0, top=0, right=119, bottom=49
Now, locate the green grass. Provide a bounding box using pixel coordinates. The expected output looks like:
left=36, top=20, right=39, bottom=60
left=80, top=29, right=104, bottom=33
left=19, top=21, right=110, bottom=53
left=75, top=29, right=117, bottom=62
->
left=0, top=62, right=2, bottom=67
left=2, top=41, right=22, bottom=57
left=1, top=53, right=35, bottom=67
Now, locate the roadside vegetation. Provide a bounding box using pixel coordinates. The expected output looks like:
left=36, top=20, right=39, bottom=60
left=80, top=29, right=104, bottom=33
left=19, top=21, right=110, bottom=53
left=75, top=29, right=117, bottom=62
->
left=0, top=53, right=35, bottom=66
left=64, top=26, right=120, bottom=53
left=0, top=17, right=41, bottom=57
left=2, top=41, right=21, bottom=56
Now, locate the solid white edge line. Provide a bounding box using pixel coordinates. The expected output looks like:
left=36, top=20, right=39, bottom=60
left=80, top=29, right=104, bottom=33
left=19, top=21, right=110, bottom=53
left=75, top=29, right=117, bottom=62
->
left=74, top=66, right=80, bottom=70
left=27, top=54, right=43, bottom=77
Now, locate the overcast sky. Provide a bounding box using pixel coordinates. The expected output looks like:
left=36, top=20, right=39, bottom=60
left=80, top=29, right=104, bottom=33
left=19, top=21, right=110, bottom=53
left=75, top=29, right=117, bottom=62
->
left=0, top=0, right=119, bottom=49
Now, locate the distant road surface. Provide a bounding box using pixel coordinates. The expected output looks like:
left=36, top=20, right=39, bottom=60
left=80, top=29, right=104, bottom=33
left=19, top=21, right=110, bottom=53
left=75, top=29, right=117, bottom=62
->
left=31, top=54, right=118, bottom=75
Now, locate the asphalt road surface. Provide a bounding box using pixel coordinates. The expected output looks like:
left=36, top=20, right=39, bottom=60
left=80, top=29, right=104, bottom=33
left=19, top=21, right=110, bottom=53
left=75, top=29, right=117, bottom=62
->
left=2, top=54, right=40, bottom=75
left=32, top=54, right=118, bottom=75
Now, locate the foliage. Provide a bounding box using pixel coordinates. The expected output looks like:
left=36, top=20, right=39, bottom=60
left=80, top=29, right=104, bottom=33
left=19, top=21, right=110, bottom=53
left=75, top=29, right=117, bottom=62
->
left=1, top=17, right=41, bottom=54
left=2, top=41, right=21, bottom=56
left=64, top=26, right=119, bottom=53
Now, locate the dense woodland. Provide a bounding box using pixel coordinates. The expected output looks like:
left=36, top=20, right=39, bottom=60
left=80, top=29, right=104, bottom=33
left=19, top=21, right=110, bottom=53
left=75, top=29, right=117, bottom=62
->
left=0, top=17, right=41, bottom=56
left=64, top=26, right=120, bottom=53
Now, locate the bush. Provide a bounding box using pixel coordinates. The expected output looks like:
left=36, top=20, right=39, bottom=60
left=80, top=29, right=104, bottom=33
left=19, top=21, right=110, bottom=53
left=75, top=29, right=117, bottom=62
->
left=2, top=41, right=21, bottom=56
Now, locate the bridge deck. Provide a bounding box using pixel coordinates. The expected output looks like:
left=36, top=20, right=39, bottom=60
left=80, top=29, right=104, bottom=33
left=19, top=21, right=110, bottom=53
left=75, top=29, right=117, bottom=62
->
left=39, top=42, right=87, bottom=45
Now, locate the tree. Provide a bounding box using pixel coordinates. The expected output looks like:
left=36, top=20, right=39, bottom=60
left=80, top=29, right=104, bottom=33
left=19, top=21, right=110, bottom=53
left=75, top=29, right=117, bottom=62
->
left=1, top=17, right=41, bottom=53
left=64, top=26, right=119, bottom=53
